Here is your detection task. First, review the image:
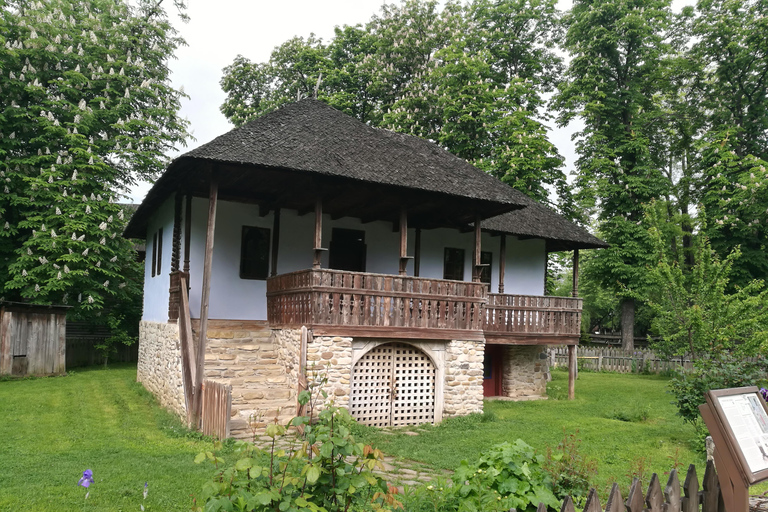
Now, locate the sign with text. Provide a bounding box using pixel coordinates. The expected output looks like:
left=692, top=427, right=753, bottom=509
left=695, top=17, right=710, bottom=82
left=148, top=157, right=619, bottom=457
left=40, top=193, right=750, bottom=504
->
left=706, top=387, right=768, bottom=485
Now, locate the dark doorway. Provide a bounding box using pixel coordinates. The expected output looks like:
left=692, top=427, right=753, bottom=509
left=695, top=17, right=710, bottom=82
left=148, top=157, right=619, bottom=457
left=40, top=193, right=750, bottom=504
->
left=329, top=228, right=366, bottom=272
left=483, top=345, right=504, bottom=397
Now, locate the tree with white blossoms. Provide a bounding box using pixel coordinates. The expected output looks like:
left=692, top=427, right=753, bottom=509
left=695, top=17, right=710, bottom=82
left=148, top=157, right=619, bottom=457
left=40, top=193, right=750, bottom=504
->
left=0, top=0, right=189, bottom=335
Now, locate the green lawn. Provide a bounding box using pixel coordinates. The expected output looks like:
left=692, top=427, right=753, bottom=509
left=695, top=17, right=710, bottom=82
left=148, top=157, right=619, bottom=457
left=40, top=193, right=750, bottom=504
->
left=357, top=370, right=706, bottom=496
left=0, top=365, right=708, bottom=510
left=0, top=365, right=216, bottom=512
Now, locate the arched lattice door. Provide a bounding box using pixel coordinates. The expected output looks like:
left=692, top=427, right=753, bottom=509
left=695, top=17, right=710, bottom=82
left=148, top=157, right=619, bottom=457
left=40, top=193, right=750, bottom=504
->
left=350, top=343, right=435, bottom=427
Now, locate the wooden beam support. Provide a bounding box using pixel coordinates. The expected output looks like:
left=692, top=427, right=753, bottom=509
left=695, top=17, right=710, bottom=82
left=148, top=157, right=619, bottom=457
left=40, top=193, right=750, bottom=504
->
left=313, top=197, right=324, bottom=269
left=399, top=207, right=408, bottom=276
left=568, top=344, right=576, bottom=400
left=183, top=194, right=192, bottom=274
left=271, top=208, right=280, bottom=277
left=473, top=214, right=482, bottom=283
left=414, top=228, right=421, bottom=277
left=193, top=174, right=218, bottom=429
left=498, top=234, right=506, bottom=294
left=572, top=249, right=580, bottom=298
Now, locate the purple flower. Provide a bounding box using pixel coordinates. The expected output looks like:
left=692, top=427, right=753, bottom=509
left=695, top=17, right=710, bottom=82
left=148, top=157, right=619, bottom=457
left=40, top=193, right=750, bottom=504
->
left=760, top=388, right=768, bottom=403
left=143, top=482, right=148, bottom=500
left=78, top=469, right=94, bottom=488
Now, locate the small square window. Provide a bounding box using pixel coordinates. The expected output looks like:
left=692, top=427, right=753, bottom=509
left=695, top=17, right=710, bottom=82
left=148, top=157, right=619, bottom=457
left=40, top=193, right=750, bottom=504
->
left=443, top=248, right=464, bottom=281
left=480, top=251, right=492, bottom=285
left=240, top=226, right=270, bottom=280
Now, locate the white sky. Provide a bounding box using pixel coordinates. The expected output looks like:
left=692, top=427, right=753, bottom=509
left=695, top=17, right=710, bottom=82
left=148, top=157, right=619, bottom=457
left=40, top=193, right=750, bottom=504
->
left=126, top=0, right=582, bottom=203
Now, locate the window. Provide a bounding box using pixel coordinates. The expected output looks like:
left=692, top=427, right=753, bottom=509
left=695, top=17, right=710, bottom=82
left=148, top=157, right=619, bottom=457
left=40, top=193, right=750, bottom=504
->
left=150, top=228, right=163, bottom=278
left=329, top=228, right=366, bottom=272
left=240, top=226, right=270, bottom=280
left=443, top=248, right=464, bottom=281
left=480, top=251, right=492, bottom=285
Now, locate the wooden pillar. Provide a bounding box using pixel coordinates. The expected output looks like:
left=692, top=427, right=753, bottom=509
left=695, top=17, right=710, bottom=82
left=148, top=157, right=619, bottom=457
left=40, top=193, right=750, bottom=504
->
left=568, top=344, right=576, bottom=400
left=270, top=208, right=280, bottom=277
left=193, top=175, right=218, bottom=428
left=498, top=234, right=506, bottom=294
left=313, top=198, right=323, bottom=269
left=572, top=249, right=580, bottom=298
left=171, top=194, right=182, bottom=272
left=183, top=195, right=192, bottom=274
left=473, top=214, right=482, bottom=283
left=399, top=207, right=408, bottom=276
left=414, top=228, right=421, bottom=277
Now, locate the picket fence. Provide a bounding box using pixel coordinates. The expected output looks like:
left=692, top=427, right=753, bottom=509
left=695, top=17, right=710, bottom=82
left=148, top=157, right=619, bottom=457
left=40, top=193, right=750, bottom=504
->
left=553, top=346, right=693, bottom=374
left=200, top=380, right=231, bottom=440
left=541, top=461, right=765, bottom=512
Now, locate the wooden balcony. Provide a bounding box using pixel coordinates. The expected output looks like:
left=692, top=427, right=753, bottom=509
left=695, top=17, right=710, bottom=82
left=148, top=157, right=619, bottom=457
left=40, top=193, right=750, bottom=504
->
left=266, top=269, right=582, bottom=343
left=266, top=269, right=487, bottom=340
left=483, top=294, right=582, bottom=345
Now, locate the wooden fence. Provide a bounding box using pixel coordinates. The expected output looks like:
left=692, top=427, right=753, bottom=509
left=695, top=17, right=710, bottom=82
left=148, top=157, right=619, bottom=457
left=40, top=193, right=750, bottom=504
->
left=484, top=294, right=582, bottom=339
left=553, top=346, right=693, bottom=374
left=543, top=462, right=731, bottom=512
left=201, top=380, right=231, bottom=440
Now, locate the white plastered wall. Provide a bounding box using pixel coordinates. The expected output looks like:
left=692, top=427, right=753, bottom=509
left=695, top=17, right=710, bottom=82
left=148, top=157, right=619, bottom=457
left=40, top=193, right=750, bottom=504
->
left=162, top=196, right=547, bottom=322
left=141, top=196, right=176, bottom=323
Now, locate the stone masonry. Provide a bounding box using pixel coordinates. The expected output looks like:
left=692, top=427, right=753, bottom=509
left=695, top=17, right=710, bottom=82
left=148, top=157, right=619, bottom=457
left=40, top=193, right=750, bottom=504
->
left=443, top=339, right=485, bottom=417
left=307, top=335, right=353, bottom=410
left=137, top=321, right=186, bottom=421
left=502, top=345, right=548, bottom=399
left=197, top=320, right=299, bottom=437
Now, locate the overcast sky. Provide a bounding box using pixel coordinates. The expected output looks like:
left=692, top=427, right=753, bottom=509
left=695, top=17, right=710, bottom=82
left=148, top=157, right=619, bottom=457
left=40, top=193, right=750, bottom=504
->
left=127, top=0, right=580, bottom=203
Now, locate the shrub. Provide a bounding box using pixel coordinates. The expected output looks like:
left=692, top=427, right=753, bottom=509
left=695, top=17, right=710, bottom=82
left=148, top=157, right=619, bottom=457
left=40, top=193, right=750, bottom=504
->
left=543, top=431, right=597, bottom=505
left=402, top=440, right=560, bottom=512
left=193, top=389, right=401, bottom=511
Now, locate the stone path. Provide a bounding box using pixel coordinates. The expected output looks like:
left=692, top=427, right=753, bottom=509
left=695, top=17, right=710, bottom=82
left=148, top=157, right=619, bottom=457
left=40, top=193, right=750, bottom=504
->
left=246, top=432, right=451, bottom=490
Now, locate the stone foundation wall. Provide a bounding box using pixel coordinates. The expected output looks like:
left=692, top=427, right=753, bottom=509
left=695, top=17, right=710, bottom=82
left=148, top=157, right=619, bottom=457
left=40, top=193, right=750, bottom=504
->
left=198, top=321, right=299, bottom=436
left=502, top=345, right=548, bottom=399
left=137, top=321, right=186, bottom=421
left=307, top=335, right=353, bottom=410
left=443, top=339, right=484, bottom=417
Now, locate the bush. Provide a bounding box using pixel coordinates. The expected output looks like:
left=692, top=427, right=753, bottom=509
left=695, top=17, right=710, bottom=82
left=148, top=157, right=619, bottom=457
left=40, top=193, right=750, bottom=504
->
left=669, top=353, right=767, bottom=425
left=542, top=431, right=597, bottom=505
left=193, top=390, right=401, bottom=511
left=402, top=440, right=560, bottom=512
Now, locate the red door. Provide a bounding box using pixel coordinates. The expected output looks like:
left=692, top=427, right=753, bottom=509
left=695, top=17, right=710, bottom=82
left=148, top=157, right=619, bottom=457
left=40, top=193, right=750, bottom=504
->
left=483, top=345, right=504, bottom=397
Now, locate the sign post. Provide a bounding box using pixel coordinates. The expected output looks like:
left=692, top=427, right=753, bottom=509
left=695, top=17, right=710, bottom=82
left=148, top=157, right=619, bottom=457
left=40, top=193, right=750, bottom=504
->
left=699, top=386, right=768, bottom=512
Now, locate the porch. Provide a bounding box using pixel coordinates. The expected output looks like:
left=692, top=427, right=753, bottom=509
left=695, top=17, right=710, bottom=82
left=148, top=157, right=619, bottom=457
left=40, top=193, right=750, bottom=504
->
left=265, top=268, right=583, bottom=343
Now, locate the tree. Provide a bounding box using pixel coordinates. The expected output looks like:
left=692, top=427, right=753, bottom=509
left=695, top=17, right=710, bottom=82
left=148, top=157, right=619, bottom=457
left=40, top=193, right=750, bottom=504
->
left=553, top=0, right=674, bottom=348
left=0, top=0, right=189, bottom=335
left=645, top=203, right=768, bottom=360
left=219, top=0, right=571, bottom=210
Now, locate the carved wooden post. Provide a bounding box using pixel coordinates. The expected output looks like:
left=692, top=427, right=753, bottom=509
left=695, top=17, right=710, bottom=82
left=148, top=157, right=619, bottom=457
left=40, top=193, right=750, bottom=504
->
left=414, top=228, right=421, bottom=277
left=568, top=344, right=576, bottom=400
left=572, top=249, right=580, bottom=298
left=168, top=194, right=184, bottom=322
left=473, top=214, right=482, bottom=283
left=271, top=208, right=280, bottom=277
left=399, top=207, right=409, bottom=276
left=193, top=175, right=218, bottom=429
left=313, top=198, right=323, bottom=269
left=183, top=194, right=192, bottom=274
left=498, top=234, right=506, bottom=294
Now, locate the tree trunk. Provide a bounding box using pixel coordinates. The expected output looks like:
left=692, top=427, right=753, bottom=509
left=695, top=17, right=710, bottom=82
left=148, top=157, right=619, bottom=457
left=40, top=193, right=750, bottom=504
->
left=621, top=298, right=635, bottom=350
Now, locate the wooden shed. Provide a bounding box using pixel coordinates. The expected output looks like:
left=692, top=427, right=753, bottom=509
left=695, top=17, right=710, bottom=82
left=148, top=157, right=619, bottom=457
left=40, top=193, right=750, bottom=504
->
left=0, top=301, right=69, bottom=376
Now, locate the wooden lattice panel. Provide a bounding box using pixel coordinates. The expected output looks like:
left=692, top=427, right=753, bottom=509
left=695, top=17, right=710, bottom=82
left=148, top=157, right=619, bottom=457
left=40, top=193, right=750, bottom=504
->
left=391, top=343, right=435, bottom=427
left=350, top=344, right=394, bottom=427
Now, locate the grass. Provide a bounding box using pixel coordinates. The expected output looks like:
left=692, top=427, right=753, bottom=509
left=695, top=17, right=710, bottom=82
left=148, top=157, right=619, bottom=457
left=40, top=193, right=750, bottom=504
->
left=0, top=364, right=219, bottom=511
left=355, top=370, right=707, bottom=496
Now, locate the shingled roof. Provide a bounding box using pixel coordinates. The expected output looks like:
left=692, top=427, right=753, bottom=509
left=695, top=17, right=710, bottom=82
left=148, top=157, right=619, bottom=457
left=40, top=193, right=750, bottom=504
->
left=125, top=100, right=533, bottom=238
left=482, top=196, right=608, bottom=252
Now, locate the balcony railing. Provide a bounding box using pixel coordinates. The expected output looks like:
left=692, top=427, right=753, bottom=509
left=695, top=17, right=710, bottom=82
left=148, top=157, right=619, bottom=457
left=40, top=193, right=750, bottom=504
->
left=266, top=269, right=487, bottom=336
left=484, top=294, right=583, bottom=341
left=266, top=269, right=582, bottom=342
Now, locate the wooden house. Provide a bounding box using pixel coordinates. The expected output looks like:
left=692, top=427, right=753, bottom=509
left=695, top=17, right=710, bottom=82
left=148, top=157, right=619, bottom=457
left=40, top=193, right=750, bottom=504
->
left=124, top=100, right=606, bottom=435
left=0, top=301, right=68, bottom=376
